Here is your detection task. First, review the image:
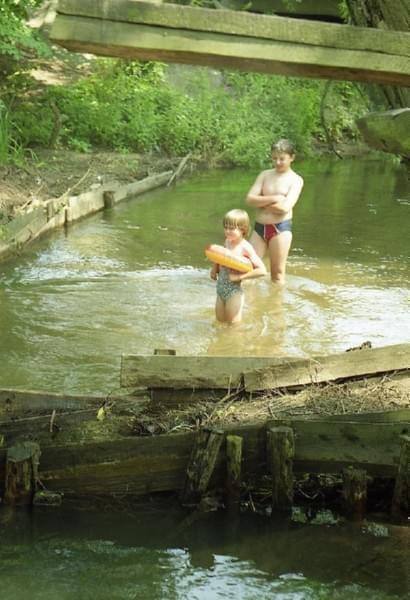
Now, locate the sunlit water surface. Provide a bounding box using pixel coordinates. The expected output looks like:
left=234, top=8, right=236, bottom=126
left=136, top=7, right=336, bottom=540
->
left=0, top=157, right=409, bottom=599
left=0, top=157, right=408, bottom=394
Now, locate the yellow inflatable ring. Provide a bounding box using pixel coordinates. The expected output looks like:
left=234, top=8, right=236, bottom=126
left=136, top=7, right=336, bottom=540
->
left=205, top=243, right=253, bottom=273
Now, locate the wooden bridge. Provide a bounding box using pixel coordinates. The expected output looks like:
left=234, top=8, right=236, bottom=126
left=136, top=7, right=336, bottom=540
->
left=50, top=0, right=410, bottom=87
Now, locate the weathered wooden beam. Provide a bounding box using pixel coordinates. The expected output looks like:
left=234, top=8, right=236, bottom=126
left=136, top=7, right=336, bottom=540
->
left=4, top=442, right=41, bottom=505
left=267, top=426, right=294, bottom=510
left=182, top=427, right=224, bottom=504
left=245, top=343, right=410, bottom=392
left=120, top=354, right=284, bottom=389
left=226, top=434, right=242, bottom=511
left=121, top=343, right=410, bottom=391
left=1, top=416, right=407, bottom=500
left=49, top=0, right=410, bottom=87
left=342, top=466, right=368, bottom=519
left=391, top=434, right=410, bottom=516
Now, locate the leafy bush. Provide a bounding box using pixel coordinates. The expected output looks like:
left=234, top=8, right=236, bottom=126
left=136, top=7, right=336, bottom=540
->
left=5, top=55, right=368, bottom=166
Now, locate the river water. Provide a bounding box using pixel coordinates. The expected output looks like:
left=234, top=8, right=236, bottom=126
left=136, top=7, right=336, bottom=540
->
left=0, top=157, right=409, bottom=599
left=0, top=157, right=408, bottom=394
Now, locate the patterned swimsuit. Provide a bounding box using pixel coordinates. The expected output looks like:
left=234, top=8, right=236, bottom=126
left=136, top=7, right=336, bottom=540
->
left=216, top=266, right=243, bottom=301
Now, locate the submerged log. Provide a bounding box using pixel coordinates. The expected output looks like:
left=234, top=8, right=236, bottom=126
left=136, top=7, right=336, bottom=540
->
left=4, top=442, right=41, bottom=505
left=267, top=426, right=294, bottom=510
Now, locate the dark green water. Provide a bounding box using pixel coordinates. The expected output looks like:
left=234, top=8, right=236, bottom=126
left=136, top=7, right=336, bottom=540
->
left=0, top=157, right=409, bottom=599
left=0, top=504, right=409, bottom=599
left=0, top=157, right=408, bottom=394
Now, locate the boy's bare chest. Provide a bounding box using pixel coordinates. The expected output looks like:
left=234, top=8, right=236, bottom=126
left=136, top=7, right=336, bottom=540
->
left=262, top=172, right=292, bottom=195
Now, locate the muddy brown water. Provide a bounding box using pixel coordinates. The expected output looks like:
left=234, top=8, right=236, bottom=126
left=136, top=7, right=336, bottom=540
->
left=0, top=156, right=408, bottom=394
left=0, top=156, right=409, bottom=599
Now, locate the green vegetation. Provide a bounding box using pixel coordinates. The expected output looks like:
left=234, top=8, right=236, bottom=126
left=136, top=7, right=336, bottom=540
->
left=0, top=3, right=369, bottom=168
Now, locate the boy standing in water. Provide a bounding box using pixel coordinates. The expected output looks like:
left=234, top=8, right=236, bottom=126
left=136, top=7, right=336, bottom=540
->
left=210, top=209, right=266, bottom=324
left=246, top=139, right=304, bottom=284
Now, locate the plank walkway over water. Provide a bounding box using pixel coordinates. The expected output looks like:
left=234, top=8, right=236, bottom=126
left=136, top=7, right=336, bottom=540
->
left=121, top=343, right=410, bottom=391
left=50, top=0, right=410, bottom=87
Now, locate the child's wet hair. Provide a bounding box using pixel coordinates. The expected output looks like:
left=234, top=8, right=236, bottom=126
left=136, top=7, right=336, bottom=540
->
left=271, top=138, right=296, bottom=156
left=223, top=209, right=250, bottom=237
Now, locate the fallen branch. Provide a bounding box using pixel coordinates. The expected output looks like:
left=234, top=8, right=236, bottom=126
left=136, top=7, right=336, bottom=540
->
left=167, top=153, right=191, bottom=186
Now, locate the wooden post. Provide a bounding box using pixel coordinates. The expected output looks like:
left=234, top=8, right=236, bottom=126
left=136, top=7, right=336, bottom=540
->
left=182, top=427, right=224, bottom=504
left=4, top=442, right=41, bottom=506
left=266, top=426, right=294, bottom=511
left=226, top=434, right=242, bottom=512
left=103, top=190, right=115, bottom=208
left=342, top=466, right=368, bottom=519
left=392, top=434, right=410, bottom=517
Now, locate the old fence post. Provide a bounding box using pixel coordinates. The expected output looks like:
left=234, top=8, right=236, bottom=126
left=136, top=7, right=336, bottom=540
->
left=342, top=466, right=368, bottom=519
left=392, top=434, right=410, bottom=517
left=182, top=427, right=224, bottom=505
left=226, top=434, right=242, bottom=512
left=4, top=441, right=41, bottom=506
left=266, top=426, right=294, bottom=511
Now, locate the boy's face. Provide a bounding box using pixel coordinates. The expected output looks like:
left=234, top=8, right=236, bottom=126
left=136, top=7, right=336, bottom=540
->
left=272, top=151, right=294, bottom=173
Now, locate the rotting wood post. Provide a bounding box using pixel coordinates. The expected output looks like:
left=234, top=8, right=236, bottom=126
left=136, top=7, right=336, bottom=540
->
left=392, top=434, right=410, bottom=517
left=342, top=466, right=368, bottom=519
left=266, top=426, right=294, bottom=511
left=153, top=348, right=176, bottom=355
left=4, top=441, right=41, bottom=506
left=182, top=427, right=224, bottom=505
left=226, top=434, right=242, bottom=513
left=103, top=190, right=115, bottom=209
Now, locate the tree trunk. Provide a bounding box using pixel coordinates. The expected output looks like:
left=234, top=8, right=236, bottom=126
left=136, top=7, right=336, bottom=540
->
left=345, top=0, right=410, bottom=108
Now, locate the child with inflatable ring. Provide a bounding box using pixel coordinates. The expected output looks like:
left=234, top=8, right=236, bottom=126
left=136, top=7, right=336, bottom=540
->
left=208, top=209, right=266, bottom=324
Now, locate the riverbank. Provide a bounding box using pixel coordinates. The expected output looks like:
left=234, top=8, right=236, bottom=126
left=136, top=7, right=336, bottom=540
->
left=0, top=149, right=185, bottom=223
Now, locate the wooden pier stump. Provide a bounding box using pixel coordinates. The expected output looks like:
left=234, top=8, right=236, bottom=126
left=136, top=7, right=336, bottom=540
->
left=4, top=442, right=41, bottom=506
left=392, top=434, right=410, bottom=517
left=226, top=434, right=242, bottom=512
left=266, top=426, right=294, bottom=511
left=342, top=466, right=368, bottom=519
left=103, top=190, right=115, bottom=209
left=182, top=427, right=224, bottom=504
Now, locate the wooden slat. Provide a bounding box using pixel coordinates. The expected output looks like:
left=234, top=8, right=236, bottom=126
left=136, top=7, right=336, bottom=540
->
left=245, top=343, right=410, bottom=391
left=49, top=0, right=410, bottom=87
left=120, top=355, right=286, bottom=389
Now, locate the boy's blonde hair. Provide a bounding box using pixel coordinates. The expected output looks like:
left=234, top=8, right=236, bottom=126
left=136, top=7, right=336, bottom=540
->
left=223, top=209, right=250, bottom=237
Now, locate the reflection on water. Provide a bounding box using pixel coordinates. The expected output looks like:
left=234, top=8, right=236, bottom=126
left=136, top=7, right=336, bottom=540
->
left=0, top=157, right=409, bottom=393
left=0, top=506, right=409, bottom=600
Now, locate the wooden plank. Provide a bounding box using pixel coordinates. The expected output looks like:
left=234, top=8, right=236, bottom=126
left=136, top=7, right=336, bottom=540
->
left=305, top=409, right=410, bottom=423
left=49, top=1, right=410, bottom=87
left=120, top=354, right=286, bottom=389
left=271, top=419, right=410, bottom=477
left=0, top=389, right=105, bottom=415
left=121, top=344, right=410, bottom=390
left=245, top=343, right=410, bottom=391
left=0, top=417, right=407, bottom=498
